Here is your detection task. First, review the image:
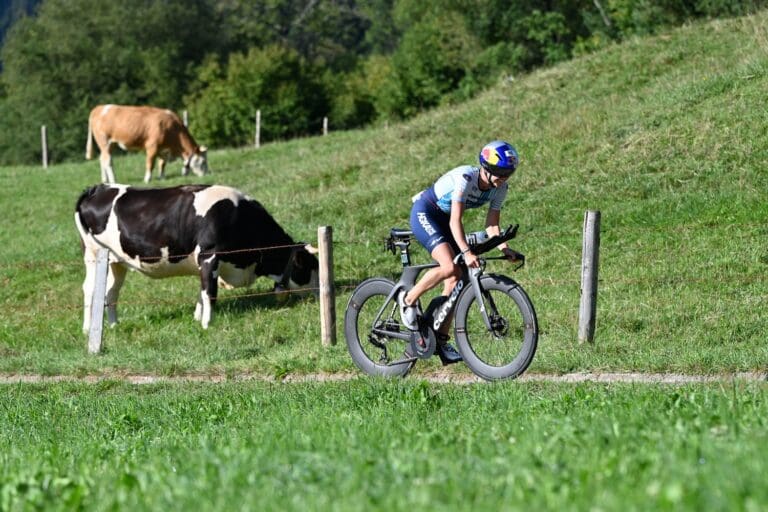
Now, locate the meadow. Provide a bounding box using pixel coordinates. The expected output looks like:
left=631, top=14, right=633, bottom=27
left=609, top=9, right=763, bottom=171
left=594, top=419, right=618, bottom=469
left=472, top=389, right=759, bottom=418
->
left=2, top=380, right=767, bottom=511
left=0, top=10, right=767, bottom=511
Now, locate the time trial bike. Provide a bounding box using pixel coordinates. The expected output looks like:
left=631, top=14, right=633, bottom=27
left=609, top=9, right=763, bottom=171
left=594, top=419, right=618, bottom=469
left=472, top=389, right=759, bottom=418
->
left=344, top=224, right=538, bottom=381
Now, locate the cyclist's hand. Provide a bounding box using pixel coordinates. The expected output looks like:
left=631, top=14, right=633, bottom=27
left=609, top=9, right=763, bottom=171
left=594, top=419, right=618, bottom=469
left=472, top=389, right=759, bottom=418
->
left=502, top=248, right=525, bottom=264
left=464, top=250, right=480, bottom=268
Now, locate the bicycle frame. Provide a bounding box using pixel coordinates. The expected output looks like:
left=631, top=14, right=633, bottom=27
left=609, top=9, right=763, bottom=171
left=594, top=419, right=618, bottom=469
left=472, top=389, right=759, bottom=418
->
left=374, top=225, right=521, bottom=342
left=370, top=262, right=436, bottom=343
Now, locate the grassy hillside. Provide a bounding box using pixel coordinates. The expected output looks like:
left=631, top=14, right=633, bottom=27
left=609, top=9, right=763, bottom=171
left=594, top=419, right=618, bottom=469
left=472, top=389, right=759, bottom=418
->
left=0, top=12, right=766, bottom=376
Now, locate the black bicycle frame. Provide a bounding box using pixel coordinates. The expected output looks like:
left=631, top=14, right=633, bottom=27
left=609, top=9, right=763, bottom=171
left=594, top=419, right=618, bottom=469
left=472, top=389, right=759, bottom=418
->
left=372, top=224, right=520, bottom=339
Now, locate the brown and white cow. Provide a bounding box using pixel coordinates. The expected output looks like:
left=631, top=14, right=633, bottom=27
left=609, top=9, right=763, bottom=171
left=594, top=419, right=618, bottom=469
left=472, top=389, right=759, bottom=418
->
left=85, top=104, right=209, bottom=183
left=75, top=184, right=319, bottom=331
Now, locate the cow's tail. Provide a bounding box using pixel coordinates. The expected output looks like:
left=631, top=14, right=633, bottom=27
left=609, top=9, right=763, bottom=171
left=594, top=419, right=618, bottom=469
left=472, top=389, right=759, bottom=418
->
left=85, top=114, right=93, bottom=160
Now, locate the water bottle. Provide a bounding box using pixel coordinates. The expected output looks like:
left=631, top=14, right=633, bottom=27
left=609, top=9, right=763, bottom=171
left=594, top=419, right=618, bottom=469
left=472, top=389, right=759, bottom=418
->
left=465, top=230, right=489, bottom=246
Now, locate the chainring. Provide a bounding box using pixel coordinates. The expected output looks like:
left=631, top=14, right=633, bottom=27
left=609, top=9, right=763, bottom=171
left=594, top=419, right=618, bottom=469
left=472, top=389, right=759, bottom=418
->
left=409, top=320, right=436, bottom=359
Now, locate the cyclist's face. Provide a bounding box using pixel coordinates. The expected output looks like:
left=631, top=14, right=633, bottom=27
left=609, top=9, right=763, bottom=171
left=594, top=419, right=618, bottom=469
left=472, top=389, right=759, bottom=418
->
left=487, top=171, right=509, bottom=188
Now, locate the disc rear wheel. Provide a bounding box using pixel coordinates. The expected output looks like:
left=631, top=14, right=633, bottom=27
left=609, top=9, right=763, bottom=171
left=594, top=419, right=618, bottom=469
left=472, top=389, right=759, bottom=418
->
left=344, top=278, right=416, bottom=377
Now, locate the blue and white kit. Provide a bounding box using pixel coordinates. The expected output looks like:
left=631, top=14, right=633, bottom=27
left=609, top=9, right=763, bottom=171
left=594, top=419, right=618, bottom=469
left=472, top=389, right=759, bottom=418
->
left=410, top=165, right=508, bottom=252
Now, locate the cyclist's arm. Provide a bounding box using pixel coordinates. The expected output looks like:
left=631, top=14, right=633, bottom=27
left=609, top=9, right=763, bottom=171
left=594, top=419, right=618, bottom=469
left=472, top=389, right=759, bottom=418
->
left=484, top=208, right=508, bottom=250
left=450, top=200, right=471, bottom=254
left=451, top=200, right=479, bottom=267
left=485, top=208, right=520, bottom=260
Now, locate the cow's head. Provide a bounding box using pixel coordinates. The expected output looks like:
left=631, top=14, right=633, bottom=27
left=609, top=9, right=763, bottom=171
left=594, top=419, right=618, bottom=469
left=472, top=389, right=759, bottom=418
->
left=274, top=243, right=320, bottom=296
left=184, top=146, right=209, bottom=177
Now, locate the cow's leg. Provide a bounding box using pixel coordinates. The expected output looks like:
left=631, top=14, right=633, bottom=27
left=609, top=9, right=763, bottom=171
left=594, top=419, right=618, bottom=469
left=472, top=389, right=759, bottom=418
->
left=99, top=145, right=116, bottom=184
left=157, top=158, right=166, bottom=180
left=105, top=263, right=128, bottom=327
left=197, top=252, right=219, bottom=329
left=145, top=147, right=157, bottom=183
left=82, top=248, right=98, bottom=334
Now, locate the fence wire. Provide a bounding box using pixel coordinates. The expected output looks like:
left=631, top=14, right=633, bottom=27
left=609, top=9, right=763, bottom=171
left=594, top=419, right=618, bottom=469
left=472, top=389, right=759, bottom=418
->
left=0, top=223, right=765, bottom=323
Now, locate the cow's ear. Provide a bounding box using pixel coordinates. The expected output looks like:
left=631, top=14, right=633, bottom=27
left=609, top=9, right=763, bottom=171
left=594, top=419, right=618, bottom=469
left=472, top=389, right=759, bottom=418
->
left=304, top=243, right=319, bottom=254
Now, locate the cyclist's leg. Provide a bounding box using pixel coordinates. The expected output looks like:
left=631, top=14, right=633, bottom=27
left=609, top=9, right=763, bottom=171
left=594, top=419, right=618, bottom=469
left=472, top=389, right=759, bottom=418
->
left=407, top=197, right=461, bottom=306
left=407, top=201, right=463, bottom=364
left=428, top=259, right=463, bottom=364
left=403, top=243, right=460, bottom=306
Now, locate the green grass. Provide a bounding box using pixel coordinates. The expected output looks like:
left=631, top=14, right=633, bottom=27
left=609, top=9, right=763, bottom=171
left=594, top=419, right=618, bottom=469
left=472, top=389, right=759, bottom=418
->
left=1, top=381, right=767, bottom=511
left=2, top=13, right=768, bottom=510
left=0, top=12, right=767, bottom=377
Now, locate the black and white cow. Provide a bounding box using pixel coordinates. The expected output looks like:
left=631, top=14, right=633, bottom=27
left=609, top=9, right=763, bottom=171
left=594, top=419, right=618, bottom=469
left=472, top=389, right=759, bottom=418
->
left=75, top=184, right=319, bottom=331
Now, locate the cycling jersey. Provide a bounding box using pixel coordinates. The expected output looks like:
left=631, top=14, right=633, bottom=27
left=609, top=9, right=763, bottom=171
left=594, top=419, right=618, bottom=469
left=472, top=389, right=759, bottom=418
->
left=412, top=165, right=508, bottom=213
left=410, top=165, right=508, bottom=253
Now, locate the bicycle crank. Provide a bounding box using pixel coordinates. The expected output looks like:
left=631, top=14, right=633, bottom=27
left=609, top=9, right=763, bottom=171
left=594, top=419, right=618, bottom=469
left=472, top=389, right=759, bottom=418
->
left=409, top=320, right=436, bottom=359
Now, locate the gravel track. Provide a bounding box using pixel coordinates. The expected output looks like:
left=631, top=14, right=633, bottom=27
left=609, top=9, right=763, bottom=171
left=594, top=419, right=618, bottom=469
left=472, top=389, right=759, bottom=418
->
left=0, top=371, right=765, bottom=385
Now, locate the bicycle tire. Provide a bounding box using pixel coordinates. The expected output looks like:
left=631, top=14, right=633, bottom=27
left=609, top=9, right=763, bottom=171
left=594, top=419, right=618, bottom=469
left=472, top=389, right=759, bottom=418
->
left=454, top=274, right=538, bottom=381
left=344, top=278, right=416, bottom=377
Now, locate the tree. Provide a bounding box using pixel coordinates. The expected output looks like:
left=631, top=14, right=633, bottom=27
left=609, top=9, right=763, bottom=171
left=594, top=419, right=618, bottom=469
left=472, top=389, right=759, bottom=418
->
left=381, top=11, right=480, bottom=118
left=213, top=0, right=372, bottom=73
left=0, top=0, right=40, bottom=60
left=0, top=0, right=221, bottom=164
left=186, top=45, right=329, bottom=147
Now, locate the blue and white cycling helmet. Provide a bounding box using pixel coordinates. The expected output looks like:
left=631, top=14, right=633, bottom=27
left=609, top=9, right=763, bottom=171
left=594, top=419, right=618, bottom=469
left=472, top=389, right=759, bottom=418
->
left=479, top=140, right=519, bottom=178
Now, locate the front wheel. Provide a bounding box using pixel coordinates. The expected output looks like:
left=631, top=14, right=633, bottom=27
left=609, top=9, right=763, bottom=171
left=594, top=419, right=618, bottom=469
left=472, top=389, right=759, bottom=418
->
left=454, top=274, right=538, bottom=381
left=344, top=278, right=416, bottom=377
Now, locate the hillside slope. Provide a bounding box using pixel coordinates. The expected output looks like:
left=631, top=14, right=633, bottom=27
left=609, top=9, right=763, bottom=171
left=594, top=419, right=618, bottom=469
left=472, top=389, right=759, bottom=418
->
left=0, top=11, right=765, bottom=375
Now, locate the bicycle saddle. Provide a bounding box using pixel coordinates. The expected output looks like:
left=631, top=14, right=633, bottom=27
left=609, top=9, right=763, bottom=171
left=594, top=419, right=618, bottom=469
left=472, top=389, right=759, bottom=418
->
left=389, top=228, right=413, bottom=240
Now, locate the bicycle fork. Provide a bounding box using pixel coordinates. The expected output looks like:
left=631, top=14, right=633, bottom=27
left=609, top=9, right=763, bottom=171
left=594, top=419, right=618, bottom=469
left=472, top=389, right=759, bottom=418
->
left=467, top=267, right=495, bottom=332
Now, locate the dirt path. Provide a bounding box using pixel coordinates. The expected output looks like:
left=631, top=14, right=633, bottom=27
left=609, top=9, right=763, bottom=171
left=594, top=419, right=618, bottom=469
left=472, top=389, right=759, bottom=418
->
left=0, top=371, right=765, bottom=385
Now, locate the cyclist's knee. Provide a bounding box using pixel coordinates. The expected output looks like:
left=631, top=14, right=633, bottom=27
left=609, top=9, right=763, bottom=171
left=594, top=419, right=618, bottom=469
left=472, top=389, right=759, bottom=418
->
left=437, top=262, right=460, bottom=281
left=440, top=266, right=461, bottom=288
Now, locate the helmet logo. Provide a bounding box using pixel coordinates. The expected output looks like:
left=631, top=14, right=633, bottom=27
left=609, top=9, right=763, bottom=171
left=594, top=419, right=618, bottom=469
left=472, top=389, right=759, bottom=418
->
left=482, top=147, right=500, bottom=165
left=504, top=150, right=519, bottom=168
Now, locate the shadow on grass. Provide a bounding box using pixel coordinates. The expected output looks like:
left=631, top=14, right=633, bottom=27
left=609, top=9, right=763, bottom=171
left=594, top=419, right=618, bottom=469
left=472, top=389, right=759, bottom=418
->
left=122, top=289, right=314, bottom=325
left=215, top=291, right=315, bottom=315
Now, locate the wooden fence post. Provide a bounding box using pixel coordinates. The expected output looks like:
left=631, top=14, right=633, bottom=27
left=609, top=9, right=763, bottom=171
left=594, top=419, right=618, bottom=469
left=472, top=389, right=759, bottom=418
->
left=318, top=226, right=336, bottom=346
left=183, top=110, right=189, bottom=127
left=254, top=110, right=261, bottom=148
left=322, top=117, right=328, bottom=136
left=41, top=125, right=48, bottom=169
left=88, top=248, right=109, bottom=354
left=578, top=210, right=601, bottom=344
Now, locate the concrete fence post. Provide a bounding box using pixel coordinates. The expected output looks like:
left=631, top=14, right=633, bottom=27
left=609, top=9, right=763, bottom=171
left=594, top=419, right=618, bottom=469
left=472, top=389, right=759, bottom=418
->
left=88, top=248, right=109, bottom=354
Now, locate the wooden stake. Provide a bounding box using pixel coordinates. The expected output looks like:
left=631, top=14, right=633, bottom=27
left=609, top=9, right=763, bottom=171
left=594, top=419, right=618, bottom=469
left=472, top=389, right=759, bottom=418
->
left=579, top=211, right=601, bottom=344
left=318, top=226, right=336, bottom=346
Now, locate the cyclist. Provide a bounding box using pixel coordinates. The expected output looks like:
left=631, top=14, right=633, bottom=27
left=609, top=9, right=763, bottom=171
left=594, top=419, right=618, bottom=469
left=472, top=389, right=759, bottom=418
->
left=399, top=140, right=523, bottom=365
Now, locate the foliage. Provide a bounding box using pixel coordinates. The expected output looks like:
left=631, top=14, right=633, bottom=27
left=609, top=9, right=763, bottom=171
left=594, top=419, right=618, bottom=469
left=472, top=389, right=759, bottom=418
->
left=381, top=11, right=480, bottom=118
left=0, top=0, right=221, bottom=165
left=212, top=0, right=373, bottom=72
left=186, top=45, right=329, bottom=147
left=0, top=0, right=39, bottom=54
left=1, top=1, right=767, bottom=164
left=326, top=55, right=394, bottom=129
